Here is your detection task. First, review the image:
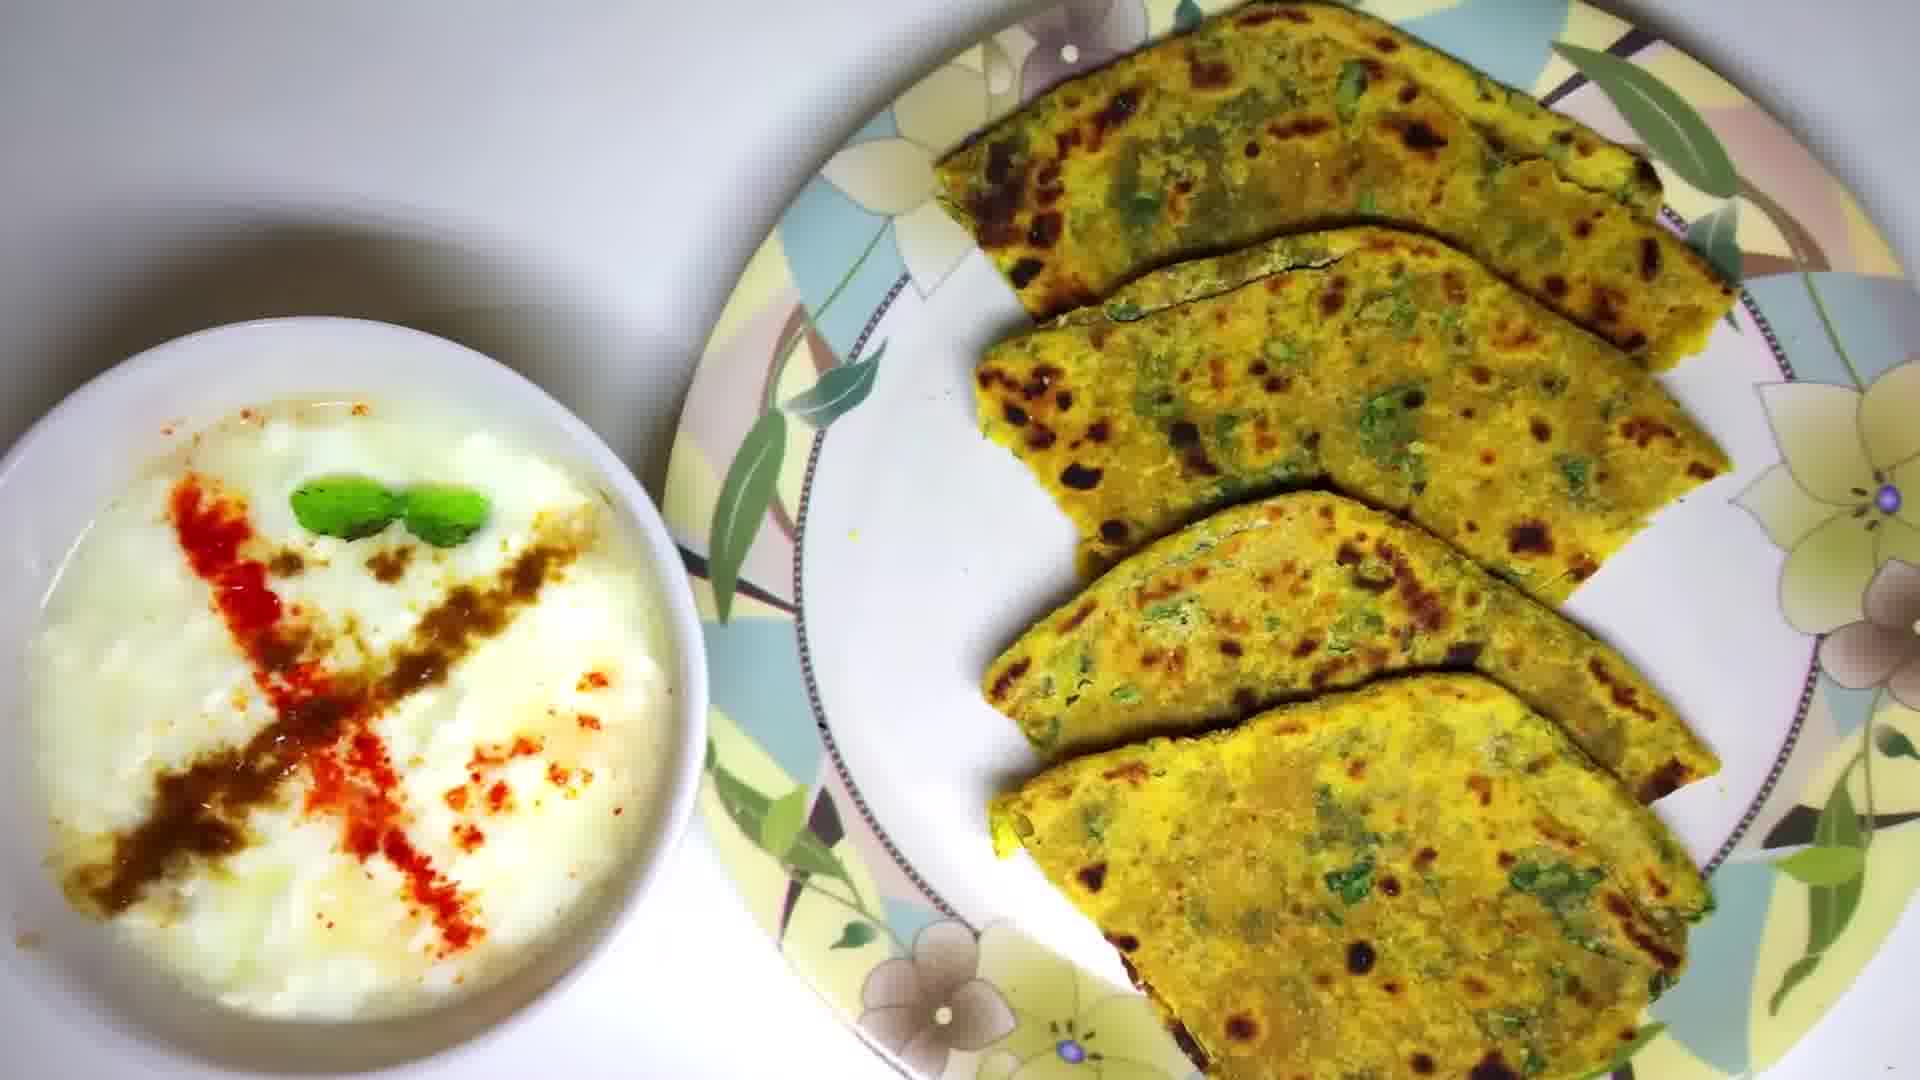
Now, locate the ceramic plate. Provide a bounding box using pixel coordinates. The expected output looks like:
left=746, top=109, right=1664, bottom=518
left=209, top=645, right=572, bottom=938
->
left=664, top=2, right=1920, bottom=1077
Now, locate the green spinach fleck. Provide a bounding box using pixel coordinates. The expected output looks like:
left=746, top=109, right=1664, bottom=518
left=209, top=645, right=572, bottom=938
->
left=1509, top=860, right=1606, bottom=905
left=1510, top=859, right=1611, bottom=950
left=1133, top=390, right=1182, bottom=420
left=1324, top=854, right=1377, bottom=905
left=1143, top=596, right=1204, bottom=627
left=1265, top=338, right=1307, bottom=365
left=1184, top=894, right=1212, bottom=931
left=1213, top=412, right=1244, bottom=447
left=1325, top=608, right=1387, bottom=655
left=1356, top=383, right=1428, bottom=487
left=1082, top=804, right=1111, bottom=844
left=1501, top=217, right=1554, bottom=258
left=1479, top=148, right=1506, bottom=194
left=1110, top=684, right=1142, bottom=704
left=1557, top=454, right=1593, bottom=501
left=1335, top=60, right=1369, bottom=122
left=1107, top=145, right=1164, bottom=233
left=1310, top=785, right=1382, bottom=853
left=1474, top=1005, right=1536, bottom=1040
left=1358, top=285, right=1418, bottom=339
left=1215, top=87, right=1284, bottom=130
left=1035, top=716, right=1062, bottom=750
left=1238, top=908, right=1272, bottom=944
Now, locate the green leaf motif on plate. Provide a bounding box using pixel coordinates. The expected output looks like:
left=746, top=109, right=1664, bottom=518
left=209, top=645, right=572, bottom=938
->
left=708, top=409, right=788, bottom=623
left=1773, top=844, right=1867, bottom=887
left=1687, top=201, right=1743, bottom=284
left=1174, top=0, right=1203, bottom=32
left=760, top=786, right=811, bottom=859
left=1770, top=764, right=1868, bottom=1014
left=1877, top=728, right=1920, bottom=760
left=1551, top=43, right=1739, bottom=199
left=831, top=921, right=878, bottom=950
left=1581, top=1022, right=1666, bottom=1080
left=783, top=342, right=886, bottom=428
left=707, top=739, right=855, bottom=892
left=1769, top=954, right=1823, bottom=1019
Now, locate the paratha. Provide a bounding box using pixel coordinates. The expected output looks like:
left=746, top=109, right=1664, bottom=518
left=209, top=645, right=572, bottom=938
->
left=982, top=491, right=1718, bottom=801
left=974, top=226, right=1728, bottom=588
left=936, top=0, right=1734, bottom=369
left=987, top=673, right=1710, bottom=1080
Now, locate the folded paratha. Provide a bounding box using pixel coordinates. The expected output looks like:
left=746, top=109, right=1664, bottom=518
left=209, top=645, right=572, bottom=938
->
left=983, top=491, right=1718, bottom=801
left=988, top=674, right=1710, bottom=1080
left=975, top=227, right=1727, bottom=587
left=937, top=1, right=1733, bottom=369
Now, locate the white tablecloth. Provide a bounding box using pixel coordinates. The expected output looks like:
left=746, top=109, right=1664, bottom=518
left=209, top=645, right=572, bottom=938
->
left=1, top=2, right=1913, bottom=1076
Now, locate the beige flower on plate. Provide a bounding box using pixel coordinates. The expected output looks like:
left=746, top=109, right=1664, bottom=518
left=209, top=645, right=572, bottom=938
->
left=822, top=63, right=990, bottom=297
left=1736, top=361, right=1920, bottom=633
left=1820, top=560, right=1920, bottom=708
left=857, top=920, right=1016, bottom=1077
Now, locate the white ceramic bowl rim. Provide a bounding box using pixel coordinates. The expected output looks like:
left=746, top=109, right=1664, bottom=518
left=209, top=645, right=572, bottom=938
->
left=0, top=316, right=709, bottom=1075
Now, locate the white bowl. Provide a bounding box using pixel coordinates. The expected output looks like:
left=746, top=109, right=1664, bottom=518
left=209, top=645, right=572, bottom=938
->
left=0, top=317, right=709, bottom=1074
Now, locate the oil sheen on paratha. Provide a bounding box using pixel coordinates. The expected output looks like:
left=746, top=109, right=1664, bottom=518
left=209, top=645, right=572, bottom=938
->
left=982, top=491, right=1719, bottom=801
left=987, top=673, right=1710, bottom=1080
left=974, top=227, right=1728, bottom=589
left=936, top=1, right=1733, bottom=369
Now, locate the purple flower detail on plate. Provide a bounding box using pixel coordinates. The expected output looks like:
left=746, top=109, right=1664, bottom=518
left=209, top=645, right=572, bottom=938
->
left=1019, top=0, right=1150, bottom=101
left=1055, top=1038, right=1089, bottom=1064
left=858, top=921, right=1017, bottom=1077
left=1735, top=360, right=1920, bottom=633
left=1819, top=560, right=1920, bottom=709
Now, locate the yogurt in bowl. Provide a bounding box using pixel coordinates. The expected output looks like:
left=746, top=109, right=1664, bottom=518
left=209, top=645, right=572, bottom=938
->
left=0, top=319, right=707, bottom=1073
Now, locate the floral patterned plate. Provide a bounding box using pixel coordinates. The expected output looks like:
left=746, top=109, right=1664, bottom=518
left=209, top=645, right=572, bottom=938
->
left=664, top=2, right=1920, bottom=1077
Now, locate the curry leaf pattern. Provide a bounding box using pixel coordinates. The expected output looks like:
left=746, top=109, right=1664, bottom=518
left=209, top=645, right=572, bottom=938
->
left=1770, top=763, right=1869, bottom=1014
left=1552, top=43, right=1738, bottom=199
left=783, top=342, right=887, bottom=428
left=1687, top=201, right=1743, bottom=284
left=708, top=409, right=788, bottom=624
